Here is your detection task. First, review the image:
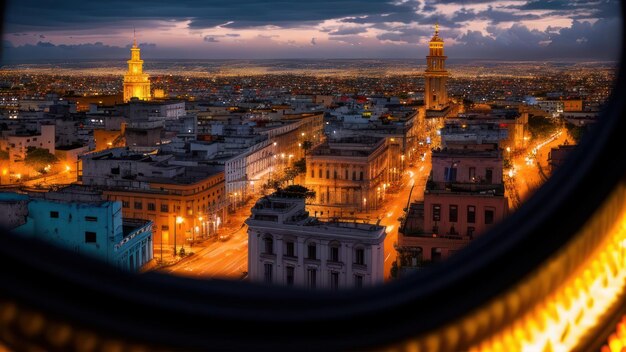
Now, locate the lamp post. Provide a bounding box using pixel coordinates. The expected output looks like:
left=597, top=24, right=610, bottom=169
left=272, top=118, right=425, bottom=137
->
left=174, top=216, right=183, bottom=257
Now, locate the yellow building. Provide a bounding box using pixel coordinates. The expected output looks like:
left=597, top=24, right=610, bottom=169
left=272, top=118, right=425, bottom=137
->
left=123, top=34, right=151, bottom=102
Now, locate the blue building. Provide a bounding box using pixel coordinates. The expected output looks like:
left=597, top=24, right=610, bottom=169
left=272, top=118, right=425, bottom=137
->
left=0, top=186, right=153, bottom=271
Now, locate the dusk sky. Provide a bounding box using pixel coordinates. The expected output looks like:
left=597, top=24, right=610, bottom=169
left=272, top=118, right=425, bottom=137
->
left=1, top=0, right=622, bottom=61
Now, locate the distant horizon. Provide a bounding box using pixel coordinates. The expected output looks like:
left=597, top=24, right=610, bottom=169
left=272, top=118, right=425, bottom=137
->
left=1, top=57, right=619, bottom=65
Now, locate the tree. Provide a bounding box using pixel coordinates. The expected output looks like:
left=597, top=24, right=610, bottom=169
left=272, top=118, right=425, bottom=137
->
left=302, top=140, right=313, bottom=154
left=528, top=115, right=558, bottom=140
left=293, top=158, right=306, bottom=174
left=24, top=147, right=59, bottom=174
left=565, top=122, right=587, bottom=144
left=278, top=185, right=316, bottom=199
left=390, top=261, right=398, bottom=279
left=283, top=167, right=300, bottom=184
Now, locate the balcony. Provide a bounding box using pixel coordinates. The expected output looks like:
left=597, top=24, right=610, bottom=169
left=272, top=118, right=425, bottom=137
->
left=426, top=181, right=505, bottom=195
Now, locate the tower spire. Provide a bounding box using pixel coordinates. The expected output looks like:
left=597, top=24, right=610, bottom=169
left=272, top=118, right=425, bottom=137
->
left=133, top=27, right=137, bottom=47
left=435, top=22, right=439, bottom=36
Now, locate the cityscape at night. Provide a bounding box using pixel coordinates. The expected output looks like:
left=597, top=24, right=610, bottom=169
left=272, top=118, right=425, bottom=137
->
left=0, top=0, right=625, bottom=350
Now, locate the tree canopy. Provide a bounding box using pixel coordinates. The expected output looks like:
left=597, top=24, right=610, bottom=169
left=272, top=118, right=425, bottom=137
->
left=24, top=147, right=59, bottom=173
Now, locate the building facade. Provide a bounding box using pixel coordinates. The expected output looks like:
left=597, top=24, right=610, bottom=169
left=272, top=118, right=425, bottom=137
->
left=396, top=144, right=509, bottom=276
left=246, top=192, right=386, bottom=289
left=0, top=187, right=153, bottom=271
left=80, top=148, right=226, bottom=254
left=305, top=137, right=390, bottom=217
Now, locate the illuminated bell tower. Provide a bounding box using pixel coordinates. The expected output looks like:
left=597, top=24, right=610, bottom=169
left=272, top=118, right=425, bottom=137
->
left=424, top=23, right=449, bottom=110
left=123, top=31, right=151, bottom=102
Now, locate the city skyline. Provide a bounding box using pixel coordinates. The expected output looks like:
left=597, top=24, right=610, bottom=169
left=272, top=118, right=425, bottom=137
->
left=2, top=0, right=622, bottom=61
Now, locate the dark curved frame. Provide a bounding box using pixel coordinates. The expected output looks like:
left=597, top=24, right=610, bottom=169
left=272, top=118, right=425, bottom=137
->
left=0, top=3, right=624, bottom=351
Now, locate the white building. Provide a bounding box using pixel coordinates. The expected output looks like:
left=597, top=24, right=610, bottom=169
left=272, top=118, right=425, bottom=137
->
left=246, top=192, right=386, bottom=289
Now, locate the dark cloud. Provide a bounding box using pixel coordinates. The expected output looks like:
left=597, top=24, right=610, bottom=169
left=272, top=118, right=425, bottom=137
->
left=4, top=0, right=409, bottom=31
left=329, top=27, right=369, bottom=36
left=509, top=0, right=621, bottom=19
left=376, top=27, right=433, bottom=43
left=2, top=41, right=133, bottom=61
left=449, top=18, right=621, bottom=60
left=311, top=37, right=317, bottom=45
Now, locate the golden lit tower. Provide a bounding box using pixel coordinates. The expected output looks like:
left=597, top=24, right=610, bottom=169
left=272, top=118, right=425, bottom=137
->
left=123, top=30, right=151, bottom=102
left=424, top=23, right=449, bottom=110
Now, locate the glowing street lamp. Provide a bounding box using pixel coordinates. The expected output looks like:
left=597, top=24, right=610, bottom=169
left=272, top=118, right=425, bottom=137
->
left=174, top=216, right=184, bottom=256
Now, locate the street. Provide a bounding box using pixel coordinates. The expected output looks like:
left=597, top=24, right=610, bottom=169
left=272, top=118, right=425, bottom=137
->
left=506, top=127, right=570, bottom=208
left=159, top=155, right=432, bottom=282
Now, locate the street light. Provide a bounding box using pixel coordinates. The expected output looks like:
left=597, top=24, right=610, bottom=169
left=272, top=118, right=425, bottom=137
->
left=174, top=216, right=184, bottom=257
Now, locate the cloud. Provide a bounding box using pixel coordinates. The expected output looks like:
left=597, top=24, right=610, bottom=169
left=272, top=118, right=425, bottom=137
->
left=449, top=18, right=621, bottom=60
left=329, top=27, right=369, bottom=36
left=4, top=0, right=411, bottom=31
left=203, top=36, right=220, bottom=43
left=39, top=34, right=46, bottom=38
left=376, top=27, right=433, bottom=43
left=311, top=37, right=317, bottom=45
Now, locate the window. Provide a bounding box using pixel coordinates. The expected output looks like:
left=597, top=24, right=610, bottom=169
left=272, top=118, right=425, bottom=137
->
left=354, top=274, right=363, bottom=288
left=85, top=231, right=97, bottom=243
left=330, top=272, right=339, bottom=290
left=334, top=170, right=337, bottom=179
left=467, top=206, right=476, bottom=224
left=355, top=248, right=365, bottom=265
left=486, top=169, right=493, bottom=184
left=445, top=167, right=457, bottom=182
left=264, top=263, right=272, bottom=283
left=122, top=201, right=130, bottom=208
left=111, top=167, right=120, bottom=175
left=148, top=203, right=156, bottom=211
left=319, top=169, right=322, bottom=178
left=352, top=171, right=356, bottom=180
left=449, top=205, right=458, bottom=222
left=469, top=167, right=476, bottom=181
left=326, top=170, right=329, bottom=179
left=467, top=226, right=475, bottom=239
left=359, top=171, right=364, bottom=181
left=285, top=241, right=295, bottom=257
left=329, top=246, right=339, bottom=262
left=311, top=169, right=314, bottom=178
left=264, top=236, right=273, bottom=254
left=50, top=211, right=59, bottom=218
left=161, top=204, right=169, bottom=213
left=433, top=204, right=441, bottom=221
left=85, top=216, right=98, bottom=222
left=485, top=208, right=495, bottom=225
left=307, top=243, right=317, bottom=260
left=345, top=170, right=348, bottom=179
left=286, top=266, right=294, bottom=286
left=134, top=201, right=142, bottom=210
left=307, top=268, right=316, bottom=289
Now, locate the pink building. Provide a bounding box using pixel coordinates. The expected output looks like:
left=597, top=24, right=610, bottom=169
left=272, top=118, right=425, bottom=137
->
left=396, top=144, right=509, bottom=276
